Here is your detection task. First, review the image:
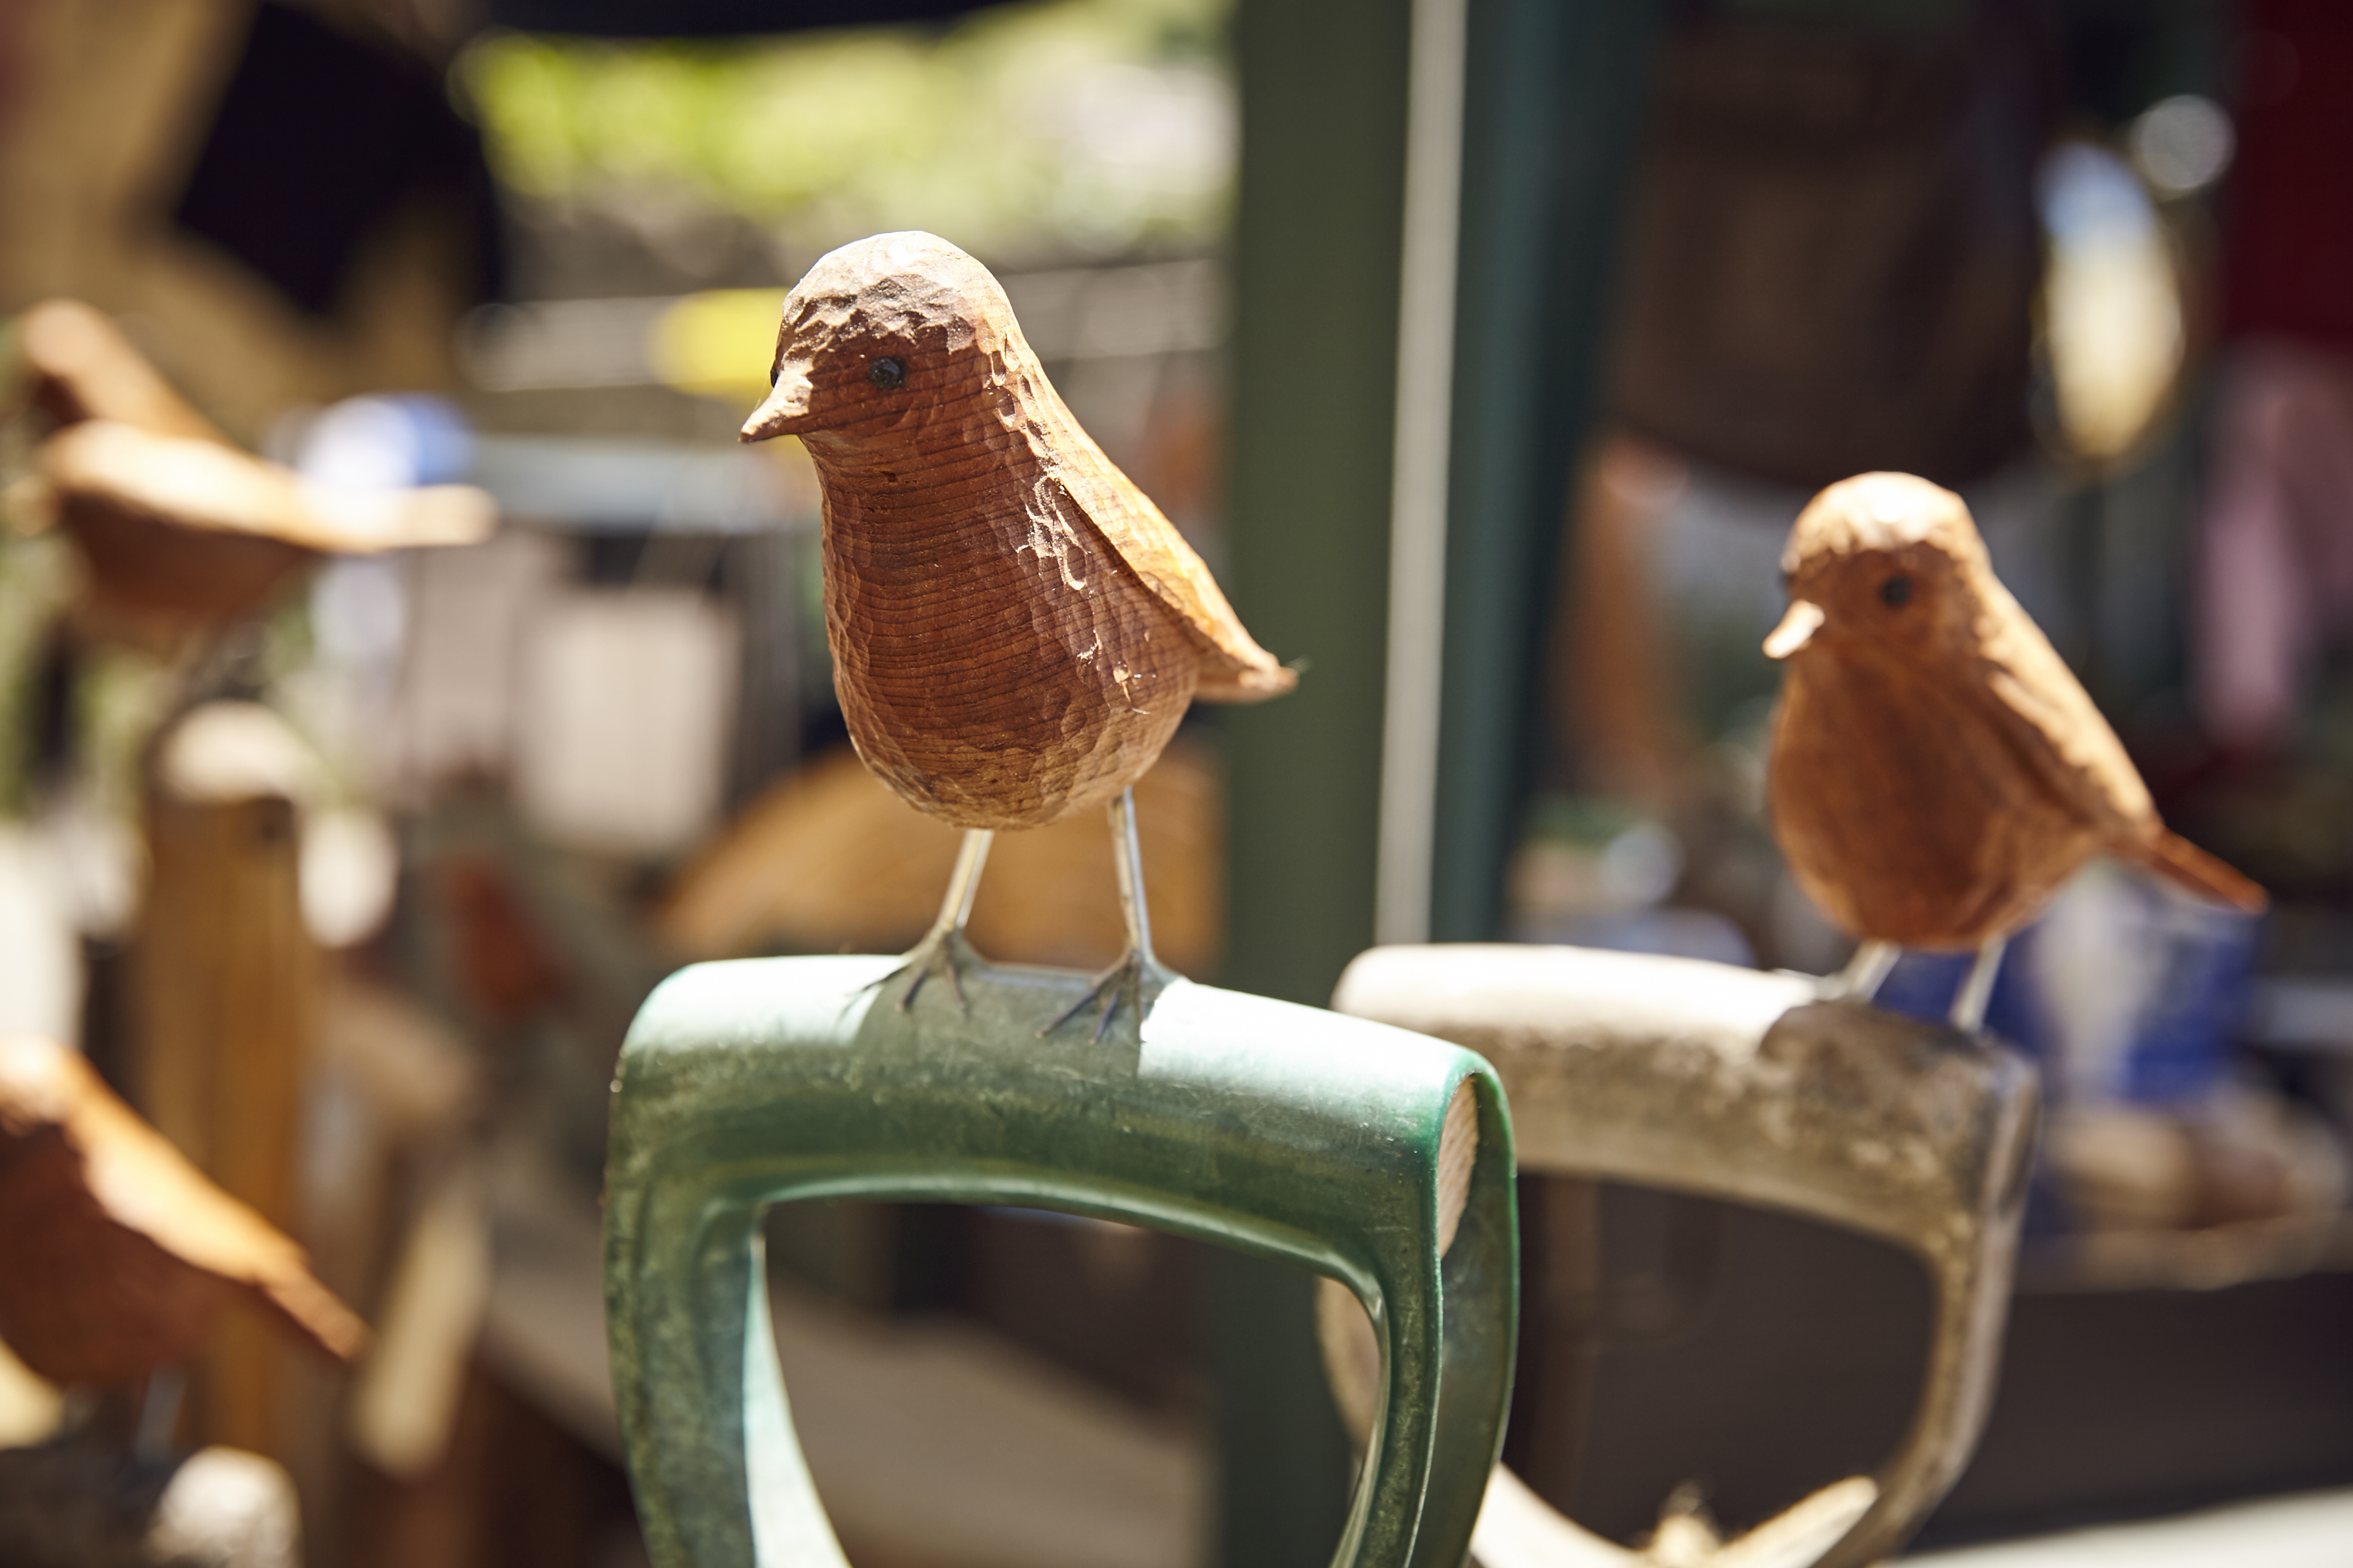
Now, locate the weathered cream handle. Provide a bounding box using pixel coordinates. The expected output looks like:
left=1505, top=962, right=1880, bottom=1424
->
left=1325, top=944, right=2038, bottom=1568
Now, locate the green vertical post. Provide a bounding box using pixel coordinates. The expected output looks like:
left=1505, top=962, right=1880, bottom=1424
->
left=1219, top=0, right=1658, bottom=1558
left=1222, top=0, right=1412, bottom=1011
left=1429, top=0, right=1663, bottom=941
left=1219, top=0, right=1413, bottom=1562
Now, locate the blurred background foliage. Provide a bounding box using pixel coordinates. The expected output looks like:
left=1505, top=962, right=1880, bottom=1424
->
left=459, top=0, right=1234, bottom=267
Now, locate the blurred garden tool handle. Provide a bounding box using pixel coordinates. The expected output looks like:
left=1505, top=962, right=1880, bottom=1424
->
left=1329, top=945, right=2038, bottom=1568
left=605, top=955, right=1516, bottom=1568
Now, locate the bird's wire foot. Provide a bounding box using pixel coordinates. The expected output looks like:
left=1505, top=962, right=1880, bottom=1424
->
left=865, top=926, right=988, bottom=1013
left=1041, top=950, right=1174, bottom=1043
left=1821, top=939, right=1900, bottom=1005
left=1948, top=934, right=2007, bottom=1036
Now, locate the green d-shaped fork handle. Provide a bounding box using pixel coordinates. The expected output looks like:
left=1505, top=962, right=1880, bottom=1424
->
left=605, top=955, right=1518, bottom=1568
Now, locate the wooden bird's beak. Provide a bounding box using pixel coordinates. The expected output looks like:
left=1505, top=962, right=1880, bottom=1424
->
left=740, top=364, right=815, bottom=442
left=1764, top=599, right=1825, bottom=660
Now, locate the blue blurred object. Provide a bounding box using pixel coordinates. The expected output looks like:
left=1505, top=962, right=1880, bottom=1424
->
left=1868, top=860, right=2265, bottom=1108
left=286, top=394, right=476, bottom=491
left=2109, top=883, right=2264, bottom=1103
left=1875, top=948, right=2038, bottom=1044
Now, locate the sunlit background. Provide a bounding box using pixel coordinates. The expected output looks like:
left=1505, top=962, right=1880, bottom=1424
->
left=2, top=0, right=2352, bottom=1564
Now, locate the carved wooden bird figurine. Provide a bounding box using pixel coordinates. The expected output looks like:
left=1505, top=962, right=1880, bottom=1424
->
left=1764, top=473, right=2265, bottom=1030
left=0, top=1035, right=368, bottom=1387
left=739, top=232, right=1293, bottom=1033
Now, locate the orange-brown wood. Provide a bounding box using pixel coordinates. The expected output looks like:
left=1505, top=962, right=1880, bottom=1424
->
left=12, top=303, right=491, bottom=644
left=45, top=421, right=318, bottom=625
left=1764, top=472, right=2264, bottom=951
left=134, top=758, right=327, bottom=1449
left=41, top=420, right=493, bottom=633
left=0, top=1035, right=366, bottom=1387
left=14, top=298, right=227, bottom=443
left=740, top=232, right=1292, bottom=831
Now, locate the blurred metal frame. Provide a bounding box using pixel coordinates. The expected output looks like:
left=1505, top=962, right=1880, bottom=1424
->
left=1328, top=945, right=2039, bottom=1568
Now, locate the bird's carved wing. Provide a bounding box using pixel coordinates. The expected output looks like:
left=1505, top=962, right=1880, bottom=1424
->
left=1964, top=577, right=2154, bottom=833
left=1965, top=578, right=2267, bottom=913
left=1034, top=413, right=1296, bottom=704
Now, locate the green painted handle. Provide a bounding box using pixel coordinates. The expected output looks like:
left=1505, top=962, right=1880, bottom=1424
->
left=605, top=956, right=1516, bottom=1568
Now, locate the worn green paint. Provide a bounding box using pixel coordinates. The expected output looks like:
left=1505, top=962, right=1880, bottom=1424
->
left=604, top=955, right=1518, bottom=1568
left=1219, top=3, right=1420, bottom=1552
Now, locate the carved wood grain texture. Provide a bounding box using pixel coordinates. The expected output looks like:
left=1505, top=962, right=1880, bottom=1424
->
left=1766, top=473, right=2263, bottom=950
left=742, top=232, right=1294, bottom=831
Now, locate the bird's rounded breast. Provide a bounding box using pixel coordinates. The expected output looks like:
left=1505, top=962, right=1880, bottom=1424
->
left=815, top=445, right=1195, bottom=830
left=1767, top=643, right=2099, bottom=948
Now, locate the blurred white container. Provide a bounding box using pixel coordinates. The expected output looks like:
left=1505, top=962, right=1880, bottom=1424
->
left=513, top=588, right=740, bottom=858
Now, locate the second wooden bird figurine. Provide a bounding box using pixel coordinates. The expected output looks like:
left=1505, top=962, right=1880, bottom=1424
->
left=740, top=232, right=1294, bottom=1032
left=0, top=1035, right=367, bottom=1387
left=1764, top=472, right=2264, bottom=1031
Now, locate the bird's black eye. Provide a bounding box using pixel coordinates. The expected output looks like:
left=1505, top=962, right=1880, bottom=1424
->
left=868, top=357, right=905, bottom=390
left=1880, top=574, right=1913, bottom=608
left=769, top=363, right=781, bottom=390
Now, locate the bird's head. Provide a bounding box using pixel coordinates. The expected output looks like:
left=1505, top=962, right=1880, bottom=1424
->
left=739, top=231, right=1009, bottom=447
left=1764, top=472, right=1988, bottom=664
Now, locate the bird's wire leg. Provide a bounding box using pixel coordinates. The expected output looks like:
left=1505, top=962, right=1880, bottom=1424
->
left=1044, top=790, right=1173, bottom=1041
left=135, top=1367, right=185, bottom=1462
left=1826, top=939, right=1900, bottom=1003
left=1949, top=932, right=2007, bottom=1035
left=875, top=829, right=994, bottom=1011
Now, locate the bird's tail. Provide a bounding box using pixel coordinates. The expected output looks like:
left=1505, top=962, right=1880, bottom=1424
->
left=2125, top=827, right=2268, bottom=914
left=1193, top=660, right=1300, bottom=704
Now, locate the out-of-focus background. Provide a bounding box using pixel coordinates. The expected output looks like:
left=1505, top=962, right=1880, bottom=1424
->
left=0, top=0, right=2350, bottom=1564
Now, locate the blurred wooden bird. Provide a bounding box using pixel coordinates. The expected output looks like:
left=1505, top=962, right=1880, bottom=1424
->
left=1764, top=472, right=2265, bottom=1031
left=16, top=297, right=227, bottom=442
left=739, top=231, right=1294, bottom=1033
left=10, top=299, right=493, bottom=645
left=0, top=1035, right=368, bottom=1387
